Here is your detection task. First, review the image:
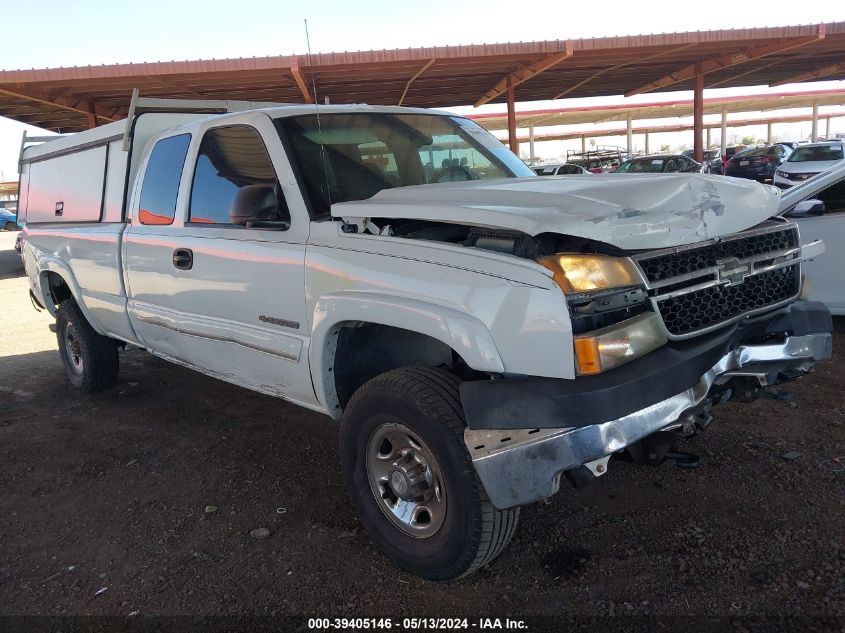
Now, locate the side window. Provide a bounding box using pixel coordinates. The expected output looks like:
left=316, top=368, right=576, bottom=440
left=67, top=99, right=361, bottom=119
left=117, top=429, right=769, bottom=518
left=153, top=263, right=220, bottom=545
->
left=138, top=134, right=191, bottom=226
left=189, top=126, right=289, bottom=227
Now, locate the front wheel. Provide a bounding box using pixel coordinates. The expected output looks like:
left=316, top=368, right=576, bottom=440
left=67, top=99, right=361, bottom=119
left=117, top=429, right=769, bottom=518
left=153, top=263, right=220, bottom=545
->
left=4, top=221, right=17, bottom=231
left=56, top=299, right=119, bottom=392
left=340, top=367, right=519, bottom=580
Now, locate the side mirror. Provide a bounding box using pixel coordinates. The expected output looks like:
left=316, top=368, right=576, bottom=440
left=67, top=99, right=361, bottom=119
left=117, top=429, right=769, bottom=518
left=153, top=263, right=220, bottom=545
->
left=786, top=199, right=825, bottom=218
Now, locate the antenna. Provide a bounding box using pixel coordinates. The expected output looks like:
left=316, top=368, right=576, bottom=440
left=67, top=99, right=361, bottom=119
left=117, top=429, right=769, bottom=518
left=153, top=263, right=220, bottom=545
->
left=304, top=19, right=333, bottom=209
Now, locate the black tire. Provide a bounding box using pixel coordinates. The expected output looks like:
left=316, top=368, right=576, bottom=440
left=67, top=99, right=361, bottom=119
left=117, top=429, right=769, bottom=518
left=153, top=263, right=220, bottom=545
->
left=4, top=221, right=16, bottom=231
left=55, top=298, right=119, bottom=393
left=340, top=366, right=519, bottom=580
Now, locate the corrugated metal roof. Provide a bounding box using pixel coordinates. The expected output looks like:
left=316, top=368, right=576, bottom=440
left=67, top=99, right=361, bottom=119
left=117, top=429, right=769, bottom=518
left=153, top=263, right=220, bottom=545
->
left=2, top=22, right=844, bottom=133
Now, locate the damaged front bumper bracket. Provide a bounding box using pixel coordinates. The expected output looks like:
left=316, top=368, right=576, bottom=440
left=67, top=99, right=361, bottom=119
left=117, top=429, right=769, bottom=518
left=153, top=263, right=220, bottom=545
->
left=465, top=333, right=832, bottom=510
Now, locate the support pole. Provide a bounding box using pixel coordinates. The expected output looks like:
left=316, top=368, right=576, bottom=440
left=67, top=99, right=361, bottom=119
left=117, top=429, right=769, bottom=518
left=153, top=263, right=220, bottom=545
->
left=825, top=117, right=831, bottom=140
left=706, top=127, right=711, bottom=148
left=720, top=105, right=728, bottom=157
left=767, top=122, right=772, bottom=144
left=693, top=68, right=704, bottom=162
left=507, top=77, right=518, bottom=155
left=529, top=123, right=536, bottom=161
left=626, top=112, right=633, bottom=155
left=811, top=102, right=819, bottom=142
left=581, top=136, right=586, bottom=153
left=86, top=100, right=98, bottom=129
left=644, top=132, right=649, bottom=155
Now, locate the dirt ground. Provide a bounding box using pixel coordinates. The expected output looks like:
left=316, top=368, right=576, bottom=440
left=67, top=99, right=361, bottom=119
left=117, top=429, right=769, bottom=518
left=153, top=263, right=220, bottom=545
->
left=0, top=230, right=843, bottom=625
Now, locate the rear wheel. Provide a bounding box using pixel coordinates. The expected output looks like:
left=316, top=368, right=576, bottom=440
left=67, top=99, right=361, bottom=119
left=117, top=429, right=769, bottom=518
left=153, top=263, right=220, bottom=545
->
left=56, top=299, right=119, bottom=392
left=340, top=366, right=519, bottom=580
left=4, top=221, right=17, bottom=231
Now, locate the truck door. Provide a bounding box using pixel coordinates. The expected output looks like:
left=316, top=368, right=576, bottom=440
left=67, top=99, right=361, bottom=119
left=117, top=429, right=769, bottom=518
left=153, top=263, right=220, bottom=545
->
left=123, top=132, right=193, bottom=361
left=127, top=114, right=316, bottom=408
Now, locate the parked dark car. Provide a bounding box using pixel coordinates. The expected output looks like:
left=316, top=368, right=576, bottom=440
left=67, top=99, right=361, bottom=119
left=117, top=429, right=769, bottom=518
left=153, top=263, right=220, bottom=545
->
left=682, top=149, right=720, bottom=173
left=723, top=144, right=792, bottom=183
left=614, top=154, right=702, bottom=173
left=709, top=145, right=752, bottom=175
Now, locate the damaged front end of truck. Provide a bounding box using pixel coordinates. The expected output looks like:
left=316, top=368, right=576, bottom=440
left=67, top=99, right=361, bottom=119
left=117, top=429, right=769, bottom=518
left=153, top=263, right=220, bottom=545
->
left=334, top=174, right=833, bottom=510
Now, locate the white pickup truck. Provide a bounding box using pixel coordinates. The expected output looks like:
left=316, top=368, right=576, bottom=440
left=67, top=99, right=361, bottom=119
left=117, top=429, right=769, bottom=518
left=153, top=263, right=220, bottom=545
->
left=18, top=96, right=833, bottom=581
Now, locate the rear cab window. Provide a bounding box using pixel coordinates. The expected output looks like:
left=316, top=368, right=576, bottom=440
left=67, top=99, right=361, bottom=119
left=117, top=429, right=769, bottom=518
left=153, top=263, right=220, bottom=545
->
left=138, top=134, right=191, bottom=225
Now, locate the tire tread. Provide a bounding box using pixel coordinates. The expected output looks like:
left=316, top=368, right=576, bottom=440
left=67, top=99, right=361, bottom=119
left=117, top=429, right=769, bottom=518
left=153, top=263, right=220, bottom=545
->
left=56, top=299, right=119, bottom=393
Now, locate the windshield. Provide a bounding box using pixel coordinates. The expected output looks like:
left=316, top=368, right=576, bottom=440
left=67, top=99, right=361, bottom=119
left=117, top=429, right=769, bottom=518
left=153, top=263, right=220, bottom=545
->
left=788, top=145, right=844, bottom=163
left=616, top=158, right=666, bottom=173
left=275, top=113, right=534, bottom=218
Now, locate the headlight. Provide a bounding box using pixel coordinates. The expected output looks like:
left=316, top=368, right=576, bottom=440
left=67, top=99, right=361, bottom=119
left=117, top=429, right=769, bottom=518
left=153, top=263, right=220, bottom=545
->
left=573, top=312, right=667, bottom=375
left=776, top=170, right=788, bottom=178
left=538, top=253, right=666, bottom=374
left=538, top=253, right=643, bottom=293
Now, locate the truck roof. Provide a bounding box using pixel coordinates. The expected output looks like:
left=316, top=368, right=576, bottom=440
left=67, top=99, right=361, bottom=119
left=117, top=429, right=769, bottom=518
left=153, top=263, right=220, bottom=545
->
left=20, top=102, right=455, bottom=164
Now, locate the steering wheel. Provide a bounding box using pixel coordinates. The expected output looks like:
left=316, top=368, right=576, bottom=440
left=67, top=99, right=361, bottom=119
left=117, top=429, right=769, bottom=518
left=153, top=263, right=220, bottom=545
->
left=430, top=165, right=474, bottom=183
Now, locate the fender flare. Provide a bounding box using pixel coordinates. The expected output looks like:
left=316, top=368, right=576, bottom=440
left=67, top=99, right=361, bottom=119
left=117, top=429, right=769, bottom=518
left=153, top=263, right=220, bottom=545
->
left=309, top=291, right=505, bottom=415
left=36, top=256, right=106, bottom=335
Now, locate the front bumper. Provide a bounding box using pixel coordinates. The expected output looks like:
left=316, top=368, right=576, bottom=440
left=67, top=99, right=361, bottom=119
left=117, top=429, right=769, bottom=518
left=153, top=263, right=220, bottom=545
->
left=462, top=301, right=832, bottom=510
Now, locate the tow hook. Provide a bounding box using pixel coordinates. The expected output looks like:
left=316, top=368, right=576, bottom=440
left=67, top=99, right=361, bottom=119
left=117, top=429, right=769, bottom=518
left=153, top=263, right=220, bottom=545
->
left=662, top=450, right=702, bottom=470
left=623, top=431, right=703, bottom=470
left=758, top=388, right=793, bottom=402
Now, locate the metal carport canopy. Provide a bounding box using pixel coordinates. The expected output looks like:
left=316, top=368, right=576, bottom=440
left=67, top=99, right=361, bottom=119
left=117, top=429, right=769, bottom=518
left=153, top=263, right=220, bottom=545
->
left=467, top=88, right=845, bottom=131
left=1, top=21, right=844, bottom=138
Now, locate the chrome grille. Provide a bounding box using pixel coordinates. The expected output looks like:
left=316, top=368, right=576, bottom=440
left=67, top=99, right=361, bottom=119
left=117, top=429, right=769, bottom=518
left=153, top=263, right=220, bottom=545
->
left=638, top=227, right=798, bottom=284
left=633, top=223, right=802, bottom=339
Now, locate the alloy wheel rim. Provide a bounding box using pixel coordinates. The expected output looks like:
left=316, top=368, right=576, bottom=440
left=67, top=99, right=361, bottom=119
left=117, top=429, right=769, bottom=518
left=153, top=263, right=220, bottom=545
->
left=64, top=322, right=84, bottom=375
left=365, top=422, right=447, bottom=538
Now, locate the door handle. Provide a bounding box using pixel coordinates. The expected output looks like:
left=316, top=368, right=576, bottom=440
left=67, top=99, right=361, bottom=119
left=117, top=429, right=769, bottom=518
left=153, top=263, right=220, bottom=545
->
left=172, top=248, right=193, bottom=270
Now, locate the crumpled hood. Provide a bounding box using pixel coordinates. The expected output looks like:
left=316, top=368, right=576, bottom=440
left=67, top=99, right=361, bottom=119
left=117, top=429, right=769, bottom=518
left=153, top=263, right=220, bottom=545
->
left=332, top=173, right=781, bottom=251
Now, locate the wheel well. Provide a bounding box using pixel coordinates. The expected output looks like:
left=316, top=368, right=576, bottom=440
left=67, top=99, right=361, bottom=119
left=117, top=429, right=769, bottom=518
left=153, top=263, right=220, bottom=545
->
left=331, top=323, right=478, bottom=410
left=43, top=271, right=72, bottom=306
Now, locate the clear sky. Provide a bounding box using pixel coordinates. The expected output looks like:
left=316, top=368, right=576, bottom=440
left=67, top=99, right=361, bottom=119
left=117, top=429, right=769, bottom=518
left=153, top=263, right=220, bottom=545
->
left=2, top=0, right=844, bottom=176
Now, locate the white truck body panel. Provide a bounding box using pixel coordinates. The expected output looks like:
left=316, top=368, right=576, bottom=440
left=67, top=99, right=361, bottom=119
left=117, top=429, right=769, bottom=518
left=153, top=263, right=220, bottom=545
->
left=24, top=145, right=108, bottom=223
left=17, top=104, right=826, bottom=417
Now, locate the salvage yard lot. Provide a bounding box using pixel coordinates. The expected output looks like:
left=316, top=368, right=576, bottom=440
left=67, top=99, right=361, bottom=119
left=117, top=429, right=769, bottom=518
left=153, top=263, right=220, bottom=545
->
left=0, top=230, right=842, bottom=618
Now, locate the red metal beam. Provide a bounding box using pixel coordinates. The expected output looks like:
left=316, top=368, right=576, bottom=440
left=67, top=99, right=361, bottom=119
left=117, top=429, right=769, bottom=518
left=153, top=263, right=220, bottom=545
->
left=507, top=77, right=518, bottom=154
left=86, top=100, right=98, bottom=128
left=398, top=58, right=436, bottom=106
left=0, top=85, right=116, bottom=122
left=626, top=25, right=826, bottom=97
left=770, top=59, right=845, bottom=87
left=552, top=43, right=698, bottom=100
left=290, top=60, right=313, bottom=104
left=693, top=70, right=704, bottom=162
left=514, top=110, right=845, bottom=143
left=475, top=42, right=573, bottom=107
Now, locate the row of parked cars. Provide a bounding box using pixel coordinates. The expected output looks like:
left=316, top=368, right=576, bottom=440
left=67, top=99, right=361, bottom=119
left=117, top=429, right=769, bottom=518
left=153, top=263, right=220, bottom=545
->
left=532, top=140, right=844, bottom=188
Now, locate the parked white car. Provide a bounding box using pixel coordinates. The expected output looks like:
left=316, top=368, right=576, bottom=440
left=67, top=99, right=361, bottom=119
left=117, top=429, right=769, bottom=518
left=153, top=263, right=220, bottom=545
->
left=779, top=159, right=845, bottom=314
left=17, top=96, right=832, bottom=580
left=774, top=141, right=844, bottom=189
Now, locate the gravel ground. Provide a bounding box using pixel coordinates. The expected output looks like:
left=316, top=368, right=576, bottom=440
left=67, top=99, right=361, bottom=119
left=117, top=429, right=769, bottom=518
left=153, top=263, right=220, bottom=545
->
left=0, top=231, right=843, bottom=626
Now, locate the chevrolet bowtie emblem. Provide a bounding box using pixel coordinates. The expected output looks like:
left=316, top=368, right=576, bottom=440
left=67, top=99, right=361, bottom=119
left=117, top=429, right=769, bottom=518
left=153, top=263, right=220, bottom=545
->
left=715, top=257, right=751, bottom=286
